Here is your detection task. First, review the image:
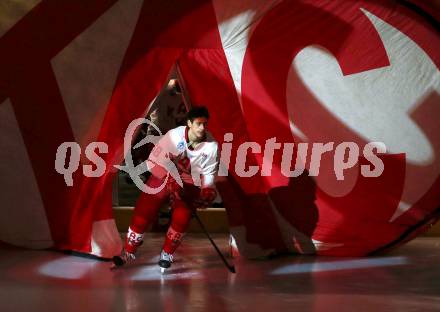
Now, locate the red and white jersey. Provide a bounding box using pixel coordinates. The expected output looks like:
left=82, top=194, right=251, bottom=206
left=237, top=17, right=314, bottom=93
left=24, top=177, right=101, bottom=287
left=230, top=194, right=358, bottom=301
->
left=147, top=126, right=218, bottom=188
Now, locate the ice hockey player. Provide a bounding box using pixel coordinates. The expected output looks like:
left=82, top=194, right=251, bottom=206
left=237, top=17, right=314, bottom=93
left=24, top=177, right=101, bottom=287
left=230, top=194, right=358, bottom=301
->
left=113, top=106, right=218, bottom=273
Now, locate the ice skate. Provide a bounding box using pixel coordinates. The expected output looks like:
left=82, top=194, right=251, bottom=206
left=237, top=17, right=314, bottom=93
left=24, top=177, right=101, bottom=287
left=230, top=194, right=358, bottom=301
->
left=158, top=250, right=173, bottom=274
left=110, top=249, right=136, bottom=270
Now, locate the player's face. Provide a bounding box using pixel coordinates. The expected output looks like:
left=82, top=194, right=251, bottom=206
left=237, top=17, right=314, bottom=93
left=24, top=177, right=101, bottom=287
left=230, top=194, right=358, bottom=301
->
left=188, top=117, right=208, bottom=140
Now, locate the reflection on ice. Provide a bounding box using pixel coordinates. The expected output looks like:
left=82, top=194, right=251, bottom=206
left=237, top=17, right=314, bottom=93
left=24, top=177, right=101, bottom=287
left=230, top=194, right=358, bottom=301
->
left=271, top=256, right=408, bottom=275
left=130, top=265, right=202, bottom=281
left=38, top=256, right=98, bottom=279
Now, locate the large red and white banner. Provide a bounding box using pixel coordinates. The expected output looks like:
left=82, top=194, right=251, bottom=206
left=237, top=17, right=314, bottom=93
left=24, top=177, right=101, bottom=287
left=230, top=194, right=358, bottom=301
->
left=0, top=0, right=438, bottom=258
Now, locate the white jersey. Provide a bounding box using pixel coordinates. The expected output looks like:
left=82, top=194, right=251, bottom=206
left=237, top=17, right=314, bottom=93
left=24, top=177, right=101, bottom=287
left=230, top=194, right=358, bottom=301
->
left=147, top=126, right=218, bottom=188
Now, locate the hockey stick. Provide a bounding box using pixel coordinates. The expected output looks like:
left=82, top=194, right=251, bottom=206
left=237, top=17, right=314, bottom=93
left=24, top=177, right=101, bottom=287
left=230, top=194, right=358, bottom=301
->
left=192, top=210, right=236, bottom=273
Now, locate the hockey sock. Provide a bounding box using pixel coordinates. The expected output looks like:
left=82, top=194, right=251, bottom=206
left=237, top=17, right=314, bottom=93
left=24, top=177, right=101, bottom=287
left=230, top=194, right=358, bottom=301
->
left=125, top=227, right=145, bottom=254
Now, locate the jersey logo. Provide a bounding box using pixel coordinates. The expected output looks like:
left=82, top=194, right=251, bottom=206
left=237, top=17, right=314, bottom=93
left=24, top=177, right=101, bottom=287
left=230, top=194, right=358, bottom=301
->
left=177, top=141, right=185, bottom=152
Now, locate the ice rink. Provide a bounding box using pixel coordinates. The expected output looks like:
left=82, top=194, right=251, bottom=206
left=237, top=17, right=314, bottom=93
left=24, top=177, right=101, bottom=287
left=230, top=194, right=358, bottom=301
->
left=1, top=234, right=439, bottom=312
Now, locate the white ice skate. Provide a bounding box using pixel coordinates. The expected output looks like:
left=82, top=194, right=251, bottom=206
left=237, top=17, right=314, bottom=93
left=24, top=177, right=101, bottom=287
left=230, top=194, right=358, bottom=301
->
left=158, top=250, right=174, bottom=274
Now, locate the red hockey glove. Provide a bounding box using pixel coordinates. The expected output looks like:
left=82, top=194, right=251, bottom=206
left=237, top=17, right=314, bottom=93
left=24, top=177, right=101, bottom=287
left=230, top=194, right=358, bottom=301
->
left=166, top=176, right=184, bottom=204
left=194, top=187, right=217, bottom=209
